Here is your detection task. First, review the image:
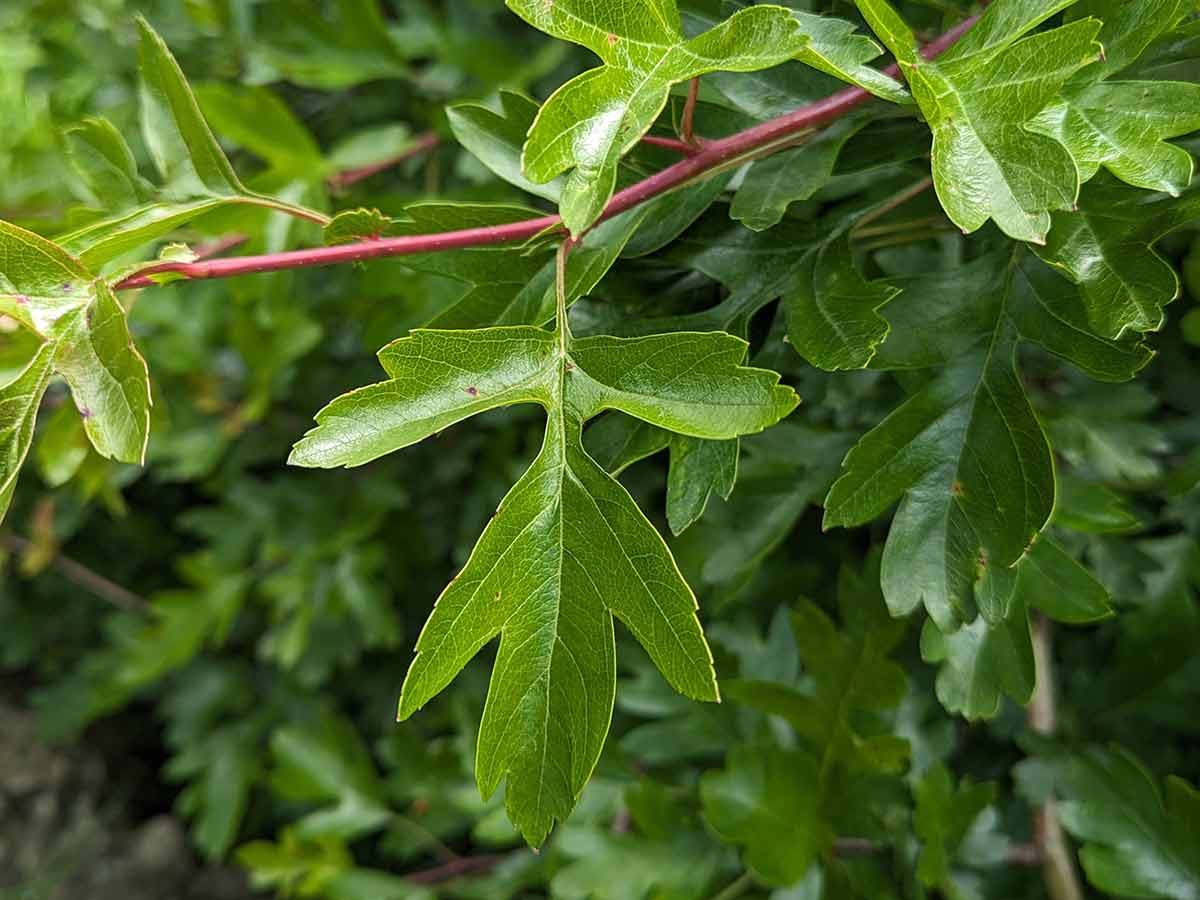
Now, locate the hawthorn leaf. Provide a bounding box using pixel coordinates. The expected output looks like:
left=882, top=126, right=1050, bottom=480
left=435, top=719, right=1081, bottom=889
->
left=913, top=763, right=997, bottom=889
left=0, top=221, right=151, bottom=476
left=700, top=745, right=831, bottom=886
left=56, top=19, right=326, bottom=268
left=1031, top=81, right=1200, bottom=197
left=785, top=227, right=898, bottom=371
left=552, top=823, right=718, bottom=900
left=856, top=0, right=1101, bottom=242
left=1008, top=253, right=1153, bottom=382
left=731, top=117, right=872, bottom=232
left=509, top=0, right=809, bottom=234
left=706, top=557, right=908, bottom=884
left=0, top=342, right=55, bottom=522
left=137, top=16, right=249, bottom=198
left=725, top=559, right=909, bottom=777
left=1035, top=178, right=1200, bottom=338
left=825, top=326, right=1054, bottom=630
left=50, top=283, right=152, bottom=465
left=291, top=319, right=798, bottom=845
left=1017, top=536, right=1113, bottom=624
left=0, top=220, right=95, bottom=335
left=1051, top=473, right=1142, bottom=534
left=918, top=596, right=1035, bottom=720
left=666, top=436, right=736, bottom=536
left=584, top=415, right=736, bottom=535
left=791, top=11, right=909, bottom=104
left=1029, top=0, right=1200, bottom=196
left=448, top=91, right=564, bottom=202
left=65, top=117, right=150, bottom=211
left=1055, top=747, right=1200, bottom=900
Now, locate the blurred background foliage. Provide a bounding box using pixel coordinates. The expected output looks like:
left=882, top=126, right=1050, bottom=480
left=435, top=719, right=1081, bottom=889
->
left=1, top=1, right=1198, bottom=899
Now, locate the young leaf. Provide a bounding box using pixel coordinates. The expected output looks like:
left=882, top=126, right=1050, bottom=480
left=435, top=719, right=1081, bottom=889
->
left=856, top=0, right=1102, bottom=242
left=508, top=0, right=809, bottom=234
left=291, top=283, right=798, bottom=844
left=50, top=283, right=151, bottom=465
left=0, top=342, right=55, bottom=521
left=0, top=222, right=151, bottom=491
left=65, top=117, right=150, bottom=211
left=137, top=16, right=249, bottom=199
left=55, top=19, right=327, bottom=268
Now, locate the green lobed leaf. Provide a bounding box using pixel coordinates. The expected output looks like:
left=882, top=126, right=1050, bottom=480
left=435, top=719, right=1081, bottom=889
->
left=0, top=341, right=55, bottom=522
left=700, top=745, right=831, bottom=886
left=509, top=0, right=809, bottom=234
left=1055, top=746, right=1200, bottom=900
left=730, top=116, right=872, bottom=232
left=705, top=556, right=908, bottom=884
left=856, top=0, right=1101, bottom=242
left=51, top=283, right=151, bottom=465
left=0, top=221, right=151, bottom=484
left=291, top=313, right=798, bottom=844
left=1029, top=0, right=1200, bottom=196
left=55, top=18, right=327, bottom=268
left=665, top=435, right=736, bottom=536
left=65, top=117, right=150, bottom=211
left=791, top=11, right=909, bottom=104
left=913, top=763, right=997, bottom=889
left=1035, top=178, right=1200, bottom=339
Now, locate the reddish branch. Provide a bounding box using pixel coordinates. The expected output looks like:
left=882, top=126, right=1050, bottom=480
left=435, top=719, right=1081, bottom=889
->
left=327, top=130, right=440, bottom=190
left=404, top=852, right=512, bottom=884
left=114, top=14, right=979, bottom=292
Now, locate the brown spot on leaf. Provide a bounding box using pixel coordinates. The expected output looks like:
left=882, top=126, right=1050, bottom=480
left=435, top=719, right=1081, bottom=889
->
left=466, top=386, right=479, bottom=397
left=606, top=33, right=618, bottom=46
left=61, top=282, right=73, bottom=293
left=951, top=480, right=965, bottom=496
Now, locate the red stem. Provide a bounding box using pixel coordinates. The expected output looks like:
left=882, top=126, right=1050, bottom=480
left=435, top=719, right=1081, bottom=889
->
left=327, top=130, right=440, bottom=190
left=114, top=15, right=977, bottom=292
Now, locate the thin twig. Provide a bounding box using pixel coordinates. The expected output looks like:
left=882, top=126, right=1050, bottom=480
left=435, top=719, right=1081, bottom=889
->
left=191, top=233, right=248, bottom=260
left=3, top=534, right=147, bottom=612
left=709, top=871, right=754, bottom=900
left=404, top=852, right=513, bottom=885
left=327, top=130, right=440, bottom=190
left=112, top=14, right=979, bottom=292
left=1029, top=614, right=1085, bottom=900
left=681, top=76, right=701, bottom=146
left=851, top=176, right=935, bottom=233
left=641, top=134, right=701, bottom=155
